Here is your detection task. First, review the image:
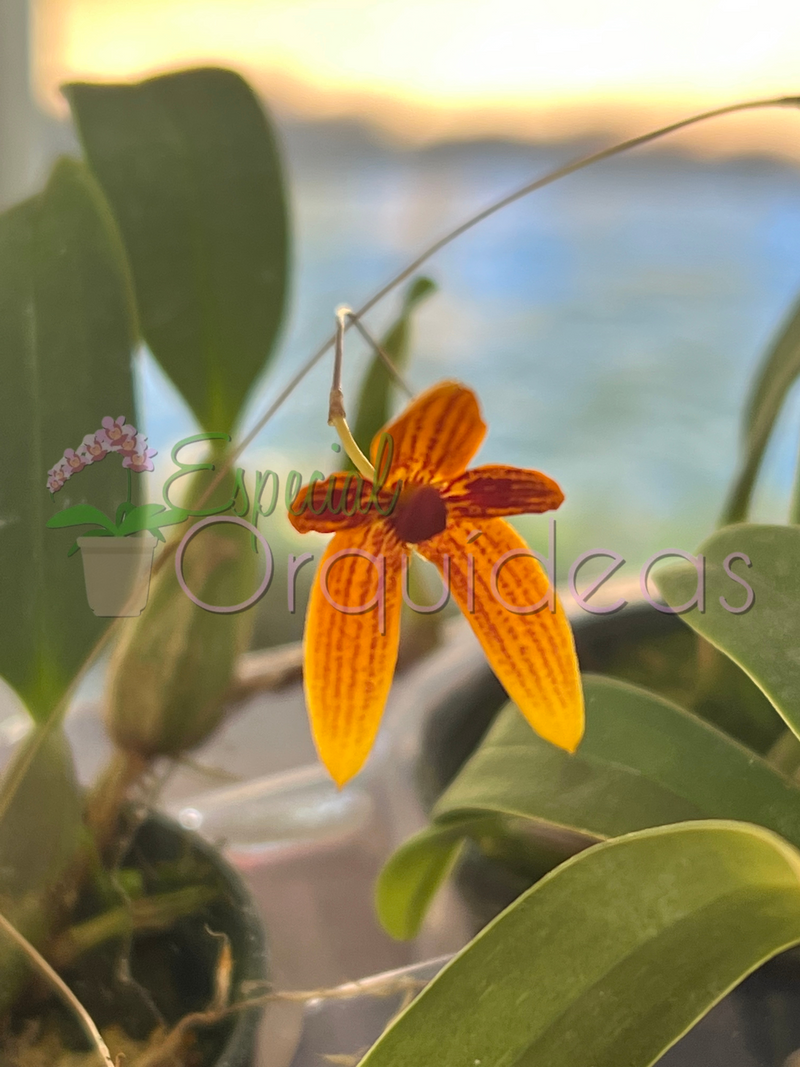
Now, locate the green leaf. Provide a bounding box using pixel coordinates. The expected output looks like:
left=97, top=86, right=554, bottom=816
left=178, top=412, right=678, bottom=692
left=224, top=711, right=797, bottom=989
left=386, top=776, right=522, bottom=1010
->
left=657, top=523, right=800, bottom=742
left=0, top=157, right=137, bottom=721
left=117, top=502, right=164, bottom=535
left=376, top=822, right=473, bottom=941
left=116, top=499, right=135, bottom=525
left=347, top=276, right=436, bottom=463
left=122, top=506, right=188, bottom=537
left=65, top=67, right=290, bottom=434
left=578, top=608, right=783, bottom=753
left=721, top=292, right=800, bottom=524
left=45, top=503, right=117, bottom=533
left=363, top=822, right=800, bottom=1067
left=0, top=727, right=83, bottom=1011
left=377, top=675, right=800, bottom=938
left=117, top=502, right=188, bottom=537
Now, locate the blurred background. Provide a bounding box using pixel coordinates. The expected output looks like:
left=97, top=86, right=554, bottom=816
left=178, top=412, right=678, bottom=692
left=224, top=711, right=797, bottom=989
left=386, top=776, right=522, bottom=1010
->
left=5, top=0, right=800, bottom=592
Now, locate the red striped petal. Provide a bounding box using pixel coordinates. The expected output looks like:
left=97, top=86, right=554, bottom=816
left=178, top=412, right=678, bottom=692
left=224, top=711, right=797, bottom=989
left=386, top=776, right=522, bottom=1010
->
left=371, top=380, right=486, bottom=483
left=288, top=472, right=374, bottom=533
left=443, top=464, right=564, bottom=519
left=418, top=517, right=584, bottom=752
left=303, top=523, right=405, bottom=785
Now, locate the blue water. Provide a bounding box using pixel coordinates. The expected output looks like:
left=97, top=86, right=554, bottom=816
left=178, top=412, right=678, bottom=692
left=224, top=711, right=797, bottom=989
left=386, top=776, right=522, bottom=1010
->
left=141, top=124, right=800, bottom=570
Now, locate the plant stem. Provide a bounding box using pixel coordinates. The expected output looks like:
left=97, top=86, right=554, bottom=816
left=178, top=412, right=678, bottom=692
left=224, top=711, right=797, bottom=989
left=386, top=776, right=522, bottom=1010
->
left=347, top=312, right=414, bottom=398
left=127, top=466, right=133, bottom=506
left=0, top=908, right=114, bottom=1067
left=328, top=305, right=377, bottom=479
left=84, top=749, right=150, bottom=861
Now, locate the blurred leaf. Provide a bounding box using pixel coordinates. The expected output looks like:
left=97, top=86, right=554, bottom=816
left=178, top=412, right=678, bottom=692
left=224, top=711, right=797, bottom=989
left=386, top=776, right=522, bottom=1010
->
left=376, top=822, right=474, bottom=941
left=578, top=612, right=783, bottom=753
left=657, top=524, right=800, bottom=743
left=721, top=292, right=800, bottom=524
left=346, top=276, right=436, bottom=464
left=364, top=822, right=800, bottom=1067
left=0, top=157, right=137, bottom=721
left=769, top=729, right=800, bottom=778
left=689, top=639, right=785, bottom=753
left=377, top=675, right=800, bottom=938
left=439, top=676, right=800, bottom=840
left=0, top=728, right=83, bottom=1011
left=66, top=67, right=290, bottom=434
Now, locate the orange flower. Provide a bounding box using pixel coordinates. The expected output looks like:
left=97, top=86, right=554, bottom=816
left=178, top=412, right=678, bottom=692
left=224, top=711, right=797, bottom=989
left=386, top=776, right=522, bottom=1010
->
left=289, top=380, right=584, bottom=785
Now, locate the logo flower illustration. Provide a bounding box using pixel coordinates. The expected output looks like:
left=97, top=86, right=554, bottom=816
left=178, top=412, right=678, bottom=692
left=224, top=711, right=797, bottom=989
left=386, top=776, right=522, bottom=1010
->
left=289, top=380, right=585, bottom=785
left=78, top=432, right=111, bottom=465
left=46, top=416, right=187, bottom=554
left=98, top=414, right=137, bottom=451
left=122, top=434, right=158, bottom=472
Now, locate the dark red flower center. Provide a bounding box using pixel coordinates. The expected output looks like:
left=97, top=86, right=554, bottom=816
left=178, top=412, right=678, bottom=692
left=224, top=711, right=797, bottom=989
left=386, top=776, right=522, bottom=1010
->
left=391, top=484, right=448, bottom=544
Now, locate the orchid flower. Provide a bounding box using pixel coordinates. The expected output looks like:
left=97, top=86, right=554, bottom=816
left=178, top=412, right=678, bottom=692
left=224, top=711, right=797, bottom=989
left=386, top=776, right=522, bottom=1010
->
left=116, top=433, right=140, bottom=457
left=46, top=460, right=69, bottom=493
left=99, top=415, right=137, bottom=452
left=122, top=436, right=157, bottom=473
left=289, top=380, right=584, bottom=786
left=78, top=433, right=111, bottom=464
left=62, top=448, right=87, bottom=476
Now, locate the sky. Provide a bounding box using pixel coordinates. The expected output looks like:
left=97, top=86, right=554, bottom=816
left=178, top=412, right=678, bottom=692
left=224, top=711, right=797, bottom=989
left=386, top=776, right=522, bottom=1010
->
left=34, top=0, right=800, bottom=154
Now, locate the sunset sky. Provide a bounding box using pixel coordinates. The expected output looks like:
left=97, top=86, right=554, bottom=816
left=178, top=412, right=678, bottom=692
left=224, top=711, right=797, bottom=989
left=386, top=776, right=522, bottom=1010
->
left=34, top=0, right=800, bottom=155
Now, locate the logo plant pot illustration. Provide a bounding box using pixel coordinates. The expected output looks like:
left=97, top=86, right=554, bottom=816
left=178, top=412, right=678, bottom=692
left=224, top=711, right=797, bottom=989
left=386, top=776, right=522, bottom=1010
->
left=46, top=415, right=188, bottom=618
left=77, top=531, right=158, bottom=617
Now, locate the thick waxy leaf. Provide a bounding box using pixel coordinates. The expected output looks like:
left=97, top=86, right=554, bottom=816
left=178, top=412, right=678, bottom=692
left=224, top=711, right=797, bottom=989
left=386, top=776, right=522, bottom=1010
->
left=377, top=675, right=800, bottom=938
left=657, top=523, right=800, bottom=742
left=347, top=276, right=436, bottom=464
left=365, top=822, right=800, bottom=1067
left=0, top=158, right=137, bottom=720
left=66, top=68, right=290, bottom=433
left=722, top=292, right=800, bottom=524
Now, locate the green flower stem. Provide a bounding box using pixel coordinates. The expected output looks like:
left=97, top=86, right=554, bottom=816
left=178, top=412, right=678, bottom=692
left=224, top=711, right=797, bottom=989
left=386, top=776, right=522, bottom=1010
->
left=329, top=305, right=377, bottom=479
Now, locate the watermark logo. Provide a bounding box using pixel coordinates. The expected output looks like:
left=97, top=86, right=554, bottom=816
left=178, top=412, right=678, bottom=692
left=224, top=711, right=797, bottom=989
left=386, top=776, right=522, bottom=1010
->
left=47, top=426, right=756, bottom=620
left=45, top=416, right=187, bottom=616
